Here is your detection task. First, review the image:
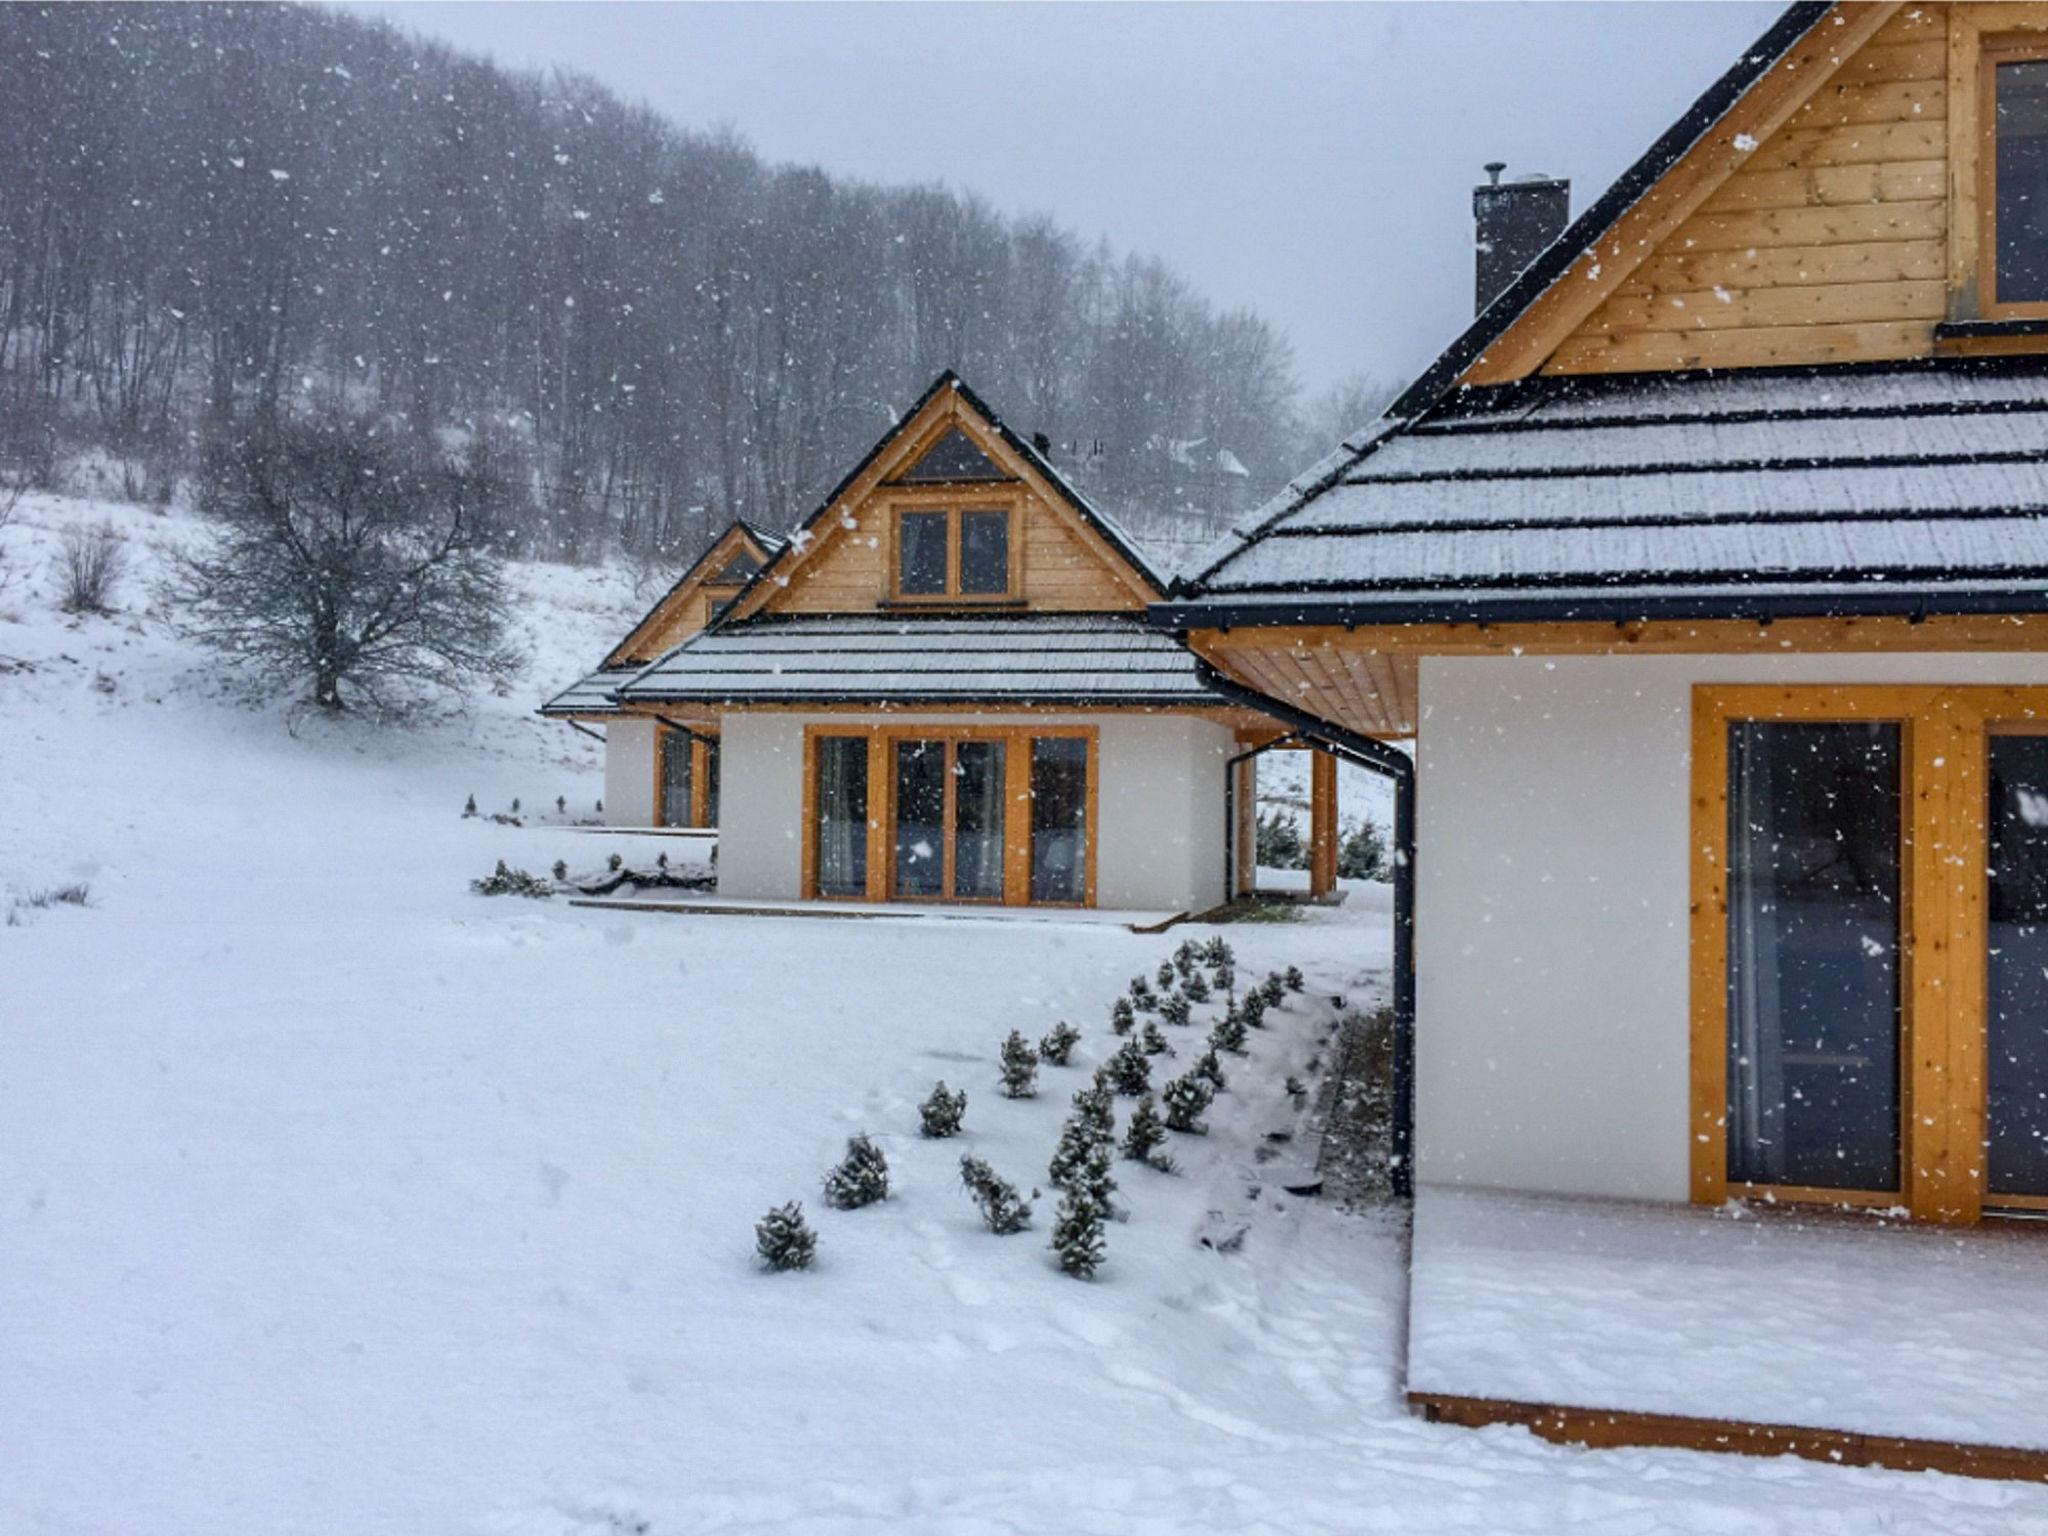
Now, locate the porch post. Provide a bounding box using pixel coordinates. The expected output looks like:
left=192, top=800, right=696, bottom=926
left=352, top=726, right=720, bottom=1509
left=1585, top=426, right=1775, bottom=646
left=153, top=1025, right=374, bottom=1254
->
left=1309, top=750, right=1338, bottom=897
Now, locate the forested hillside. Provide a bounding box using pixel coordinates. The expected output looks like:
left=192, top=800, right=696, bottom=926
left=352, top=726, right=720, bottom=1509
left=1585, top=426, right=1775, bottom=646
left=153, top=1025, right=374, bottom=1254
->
left=0, top=3, right=1317, bottom=564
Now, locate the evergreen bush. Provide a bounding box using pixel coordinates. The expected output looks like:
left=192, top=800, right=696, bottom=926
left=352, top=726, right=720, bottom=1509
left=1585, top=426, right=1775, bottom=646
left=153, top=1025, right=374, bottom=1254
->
left=1129, top=975, right=1158, bottom=1013
left=1201, top=937, right=1236, bottom=968
left=1051, top=1184, right=1107, bottom=1279
left=463, top=794, right=477, bottom=817
left=959, top=1155, right=1034, bottom=1234
left=1240, top=991, right=1270, bottom=1030
left=822, top=1134, right=890, bottom=1209
left=551, top=859, right=568, bottom=883
left=919, top=1081, right=968, bottom=1138
left=1183, top=969, right=1211, bottom=1004
left=1212, top=957, right=1236, bottom=1003
left=755, top=1202, right=817, bottom=1271
left=1110, top=996, right=1136, bottom=1035
left=1139, top=1020, right=1174, bottom=1057
left=1211, top=1009, right=1249, bottom=1056
left=1156, top=961, right=1176, bottom=991
left=1048, top=1085, right=1117, bottom=1200
left=1259, top=973, right=1287, bottom=1009
left=1039, top=1021, right=1081, bottom=1067
left=470, top=860, right=553, bottom=898
left=998, top=1030, right=1040, bottom=1098
left=1338, top=816, right=1389, bottom=881
left=1162, top=1072, right=1215, bottom=1133
left=1121, top=1094, right=1169, bottom=1167
left=1102, top=1039, right=1151, bottom=1097
left=1284, top=965, right=1306, bottom=993
left=1256, top=807, right=1307, bottom=870
left=1193, top=1046, right=1228, bottom=1093
left=1159, top=990, right=1192, bottom=1028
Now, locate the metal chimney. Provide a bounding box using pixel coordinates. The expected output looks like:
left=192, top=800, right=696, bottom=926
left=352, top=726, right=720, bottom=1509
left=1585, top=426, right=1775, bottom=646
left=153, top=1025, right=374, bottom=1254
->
left=1473, top=162, right=1570, bottom=315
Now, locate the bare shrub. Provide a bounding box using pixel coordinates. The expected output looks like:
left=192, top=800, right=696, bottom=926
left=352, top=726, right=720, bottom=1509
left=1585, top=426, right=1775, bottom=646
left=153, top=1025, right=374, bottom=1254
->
left=57, top=521, right=126, bottom=614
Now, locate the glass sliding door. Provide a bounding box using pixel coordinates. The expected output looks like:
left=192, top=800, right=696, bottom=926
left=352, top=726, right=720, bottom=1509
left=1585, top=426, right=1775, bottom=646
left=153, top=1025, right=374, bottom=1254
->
left=1988, top=735, right=2048, bottom=1202
left=893, top=739, right=947, bottom=898
left=952, top=740, right=1006, bottom=900
left=704, top=738, right=721, bottom=826
left=1030, top=737, right=1089, bottom=904
left=660, top=728, right=694, bottom=828
left=1725, top=721, right=1902, bottom=1193
left=813, top=736, right=869, bottom=897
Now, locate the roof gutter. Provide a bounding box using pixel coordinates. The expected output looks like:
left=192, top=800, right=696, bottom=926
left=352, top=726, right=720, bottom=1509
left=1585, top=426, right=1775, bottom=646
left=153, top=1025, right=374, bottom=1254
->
left=1153, top=584, right=2048, bottom=633
left=1192, top=658, right=1417, bottom=1201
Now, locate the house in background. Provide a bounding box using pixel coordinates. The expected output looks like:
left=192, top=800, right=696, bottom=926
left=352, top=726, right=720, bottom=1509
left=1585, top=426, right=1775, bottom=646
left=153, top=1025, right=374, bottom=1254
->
left=543, top=519, right=783, bottom=829
left=1159, top=0, right=2048, bottom=1479
left=545, top=373, right=1333, bottom=918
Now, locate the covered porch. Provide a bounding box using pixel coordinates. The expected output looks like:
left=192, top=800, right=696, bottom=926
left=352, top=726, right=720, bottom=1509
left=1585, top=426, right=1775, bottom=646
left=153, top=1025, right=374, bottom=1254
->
left=1407, top=1186, right=2048, bottom=1481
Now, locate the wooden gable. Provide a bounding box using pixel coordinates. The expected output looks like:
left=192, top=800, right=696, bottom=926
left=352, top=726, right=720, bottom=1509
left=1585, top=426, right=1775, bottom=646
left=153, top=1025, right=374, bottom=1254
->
left=1463, top=3, right=2048, bottom=384
left=604, top=522, right=777, bottom=666
left=728, top=377, right=1157, bottom=622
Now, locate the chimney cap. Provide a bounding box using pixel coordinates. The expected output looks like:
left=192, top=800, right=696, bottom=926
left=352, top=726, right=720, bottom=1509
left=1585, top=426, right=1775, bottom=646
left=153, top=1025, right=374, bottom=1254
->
left=1484, top=160, right=1507, bottom=186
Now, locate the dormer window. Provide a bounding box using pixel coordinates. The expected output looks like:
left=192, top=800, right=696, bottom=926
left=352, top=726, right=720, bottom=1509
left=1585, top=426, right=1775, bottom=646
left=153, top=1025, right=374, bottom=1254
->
left=893, top=506, right=1012, bottom=600
left=1986, top=38, right=2048, bottom=314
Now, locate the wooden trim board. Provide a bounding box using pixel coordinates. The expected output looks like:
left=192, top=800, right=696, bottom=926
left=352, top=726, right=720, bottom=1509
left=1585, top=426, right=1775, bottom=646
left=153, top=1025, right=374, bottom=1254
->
left=1410, top=1391, right=2048, bottom=1483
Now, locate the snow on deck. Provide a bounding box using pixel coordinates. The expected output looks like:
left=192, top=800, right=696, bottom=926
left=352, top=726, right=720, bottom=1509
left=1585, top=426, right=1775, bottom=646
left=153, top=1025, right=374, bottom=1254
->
left=1409, top=1187, right=2048, bottom=1452
left=572, top=889, right=1185, bottom=931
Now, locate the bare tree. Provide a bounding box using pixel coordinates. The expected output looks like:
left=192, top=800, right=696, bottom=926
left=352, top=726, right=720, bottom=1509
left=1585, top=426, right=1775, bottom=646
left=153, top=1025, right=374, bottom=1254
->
left=56, top=520, right=125, bottom=614
left=170, top=412, right=520, bottom=712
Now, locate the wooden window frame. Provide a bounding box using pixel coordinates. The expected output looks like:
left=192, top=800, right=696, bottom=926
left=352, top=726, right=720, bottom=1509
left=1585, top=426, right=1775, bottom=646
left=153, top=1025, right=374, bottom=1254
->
left=801, top=723, right=1096, bottom=907
left=1977, top=33, right=2048, bottom=320
left=884, top=490, right=1019, bottom=606
left=1690, top=684, right=2048, bottom=1227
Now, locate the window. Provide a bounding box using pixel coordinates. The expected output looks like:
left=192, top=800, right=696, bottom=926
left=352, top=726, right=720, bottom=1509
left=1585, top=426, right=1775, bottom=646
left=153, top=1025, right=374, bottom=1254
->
left=659, top=727, right=694, bottom=829
left=813, top=736, right=869, bottom=897
left=1030, top=737, right=1090, bottom=904
left=1985, top=40, right=2048, bottom=313
left=892, top=506, right=1011, bottom=600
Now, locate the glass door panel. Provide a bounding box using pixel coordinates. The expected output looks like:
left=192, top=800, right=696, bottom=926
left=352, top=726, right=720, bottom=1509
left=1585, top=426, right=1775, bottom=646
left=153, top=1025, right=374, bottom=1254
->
left=813, top=737, right=868, bottom=897
left=1988, top=735, right=2048, bottom=1200
left=660, top=729, right=694, bottom=828
left=893, top=739, right=946, bottom=898
left=952, top=740, right=1006, bottom=900
left=1725, top=720, right=1902, bottom=1192
left=1030, top=737, right=1088, bottom=904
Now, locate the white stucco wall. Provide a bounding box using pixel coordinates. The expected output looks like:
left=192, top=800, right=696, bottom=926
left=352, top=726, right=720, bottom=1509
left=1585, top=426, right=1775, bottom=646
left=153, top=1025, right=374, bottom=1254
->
left=714, top=711, right=1234, bottom=913
left=1417, top=650, right=2048, bottom=1203
left=603, top=718, right=657, bottom=828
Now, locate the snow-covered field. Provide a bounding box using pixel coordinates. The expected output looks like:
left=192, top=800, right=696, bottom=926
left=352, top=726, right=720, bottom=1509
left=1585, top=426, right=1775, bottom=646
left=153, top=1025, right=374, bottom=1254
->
left=6, top=493, right=2047, bottom=1535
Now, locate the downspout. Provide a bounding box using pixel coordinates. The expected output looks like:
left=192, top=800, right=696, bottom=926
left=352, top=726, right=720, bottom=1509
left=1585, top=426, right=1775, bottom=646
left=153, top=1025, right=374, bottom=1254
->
left=1194, top=658, right=1417, bottom=1200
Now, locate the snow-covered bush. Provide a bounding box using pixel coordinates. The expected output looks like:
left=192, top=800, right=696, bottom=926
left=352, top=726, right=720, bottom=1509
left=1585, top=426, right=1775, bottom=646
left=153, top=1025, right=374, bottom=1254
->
left=1212, top=957, right=1236, bottom=1003
left=1159, top=990, right=1192, bottom=1029
left=1256, top=807, right=1306, bottom=870
left=1109, top=996, right=1136, bottom=1035
left=1139, top=1021, right=1173, bottom=1057
left=1048, top=1085, right=1117, bottom=1201
left=1201, top=937, right=1235, bottom=968
left=1155, top=960, right=1175, bottom=992
left=56, top=519, right=125, bottom=615
left=1039, top=1021, right=1081, bottom=1067
left=1210, top=1008, right=1249, bottom=1056
left=998, top=1030, right=1040, bottom=1099
left=1259, top=972, right=1288, bottom=1009
left=1172, top=941, right=1199, bottom=982
left=1284, top=964, right=1306, bottom=994
left=1051, top=1181, right=1108, bottom=1279
left=1183, top=968, right=1211, bottom=1004
left=551, top=859, right=568, bottom=882
left=822, top=1133, right=890, bottom=1209
left=755, top=1202, right=817, bottom=1271
left=1162, top=1071, right=1215, bottom=1134
left=959, top=1155, right=1034, bottom=1235
left=1193, top=1046, right=1228, bottom=1093
left=470, top=860, right=553, bottom=898
left=1102, top=1039, right=1150, bottom=1097
left=919, top=1081, right=967, bottom=1138
left=1121, top=1094, right=1169, bottom=1168
left=1338, top=816, right=1389, bottom=881
left=1128, top=975, right=1158, bottom=1014
left=463, top=794, right=477, bottom=817
left=1239, top=991, right=1269, bottom=1031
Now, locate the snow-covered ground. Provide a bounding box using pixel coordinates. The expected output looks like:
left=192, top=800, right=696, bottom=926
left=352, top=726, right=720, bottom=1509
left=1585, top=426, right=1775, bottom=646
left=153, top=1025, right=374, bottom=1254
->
left=6, top=492, right=2047, bottom=1535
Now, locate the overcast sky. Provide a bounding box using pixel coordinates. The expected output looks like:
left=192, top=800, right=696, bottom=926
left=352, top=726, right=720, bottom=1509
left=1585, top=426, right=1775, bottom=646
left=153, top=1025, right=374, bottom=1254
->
left=341, top=2, right=1783, bottom=397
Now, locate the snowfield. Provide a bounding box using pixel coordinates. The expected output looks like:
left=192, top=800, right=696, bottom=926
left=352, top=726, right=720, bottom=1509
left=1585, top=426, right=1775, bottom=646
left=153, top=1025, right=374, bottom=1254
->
left=5, top=493, right=2048, bottom=1535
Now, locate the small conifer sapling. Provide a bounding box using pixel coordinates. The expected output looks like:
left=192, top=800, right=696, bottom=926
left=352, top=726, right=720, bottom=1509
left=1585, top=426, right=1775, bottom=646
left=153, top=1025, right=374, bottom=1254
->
left=1284, top=964, right=1306, bottom=994
left=1140, top=1020, right=1174, bottom=1057
left=822, top=1133, right=890, bottom=1209
left=1183, top=969, right=1211, bottom=1004
left=756, top=1202, right=818, bottom=1271
left=1240, top=991, right=1270, bottom=1030
left=552, top=859, right=568, bottom=883
left=998, top=1030, right=1040, bottom=1098
left=959, top=1155, right=1035, bottom=1234
left=1110, top=996, right=1136, bottom=1035
left=1163, top=1071, right=1216, bottom=1133
left=1121, top=1094, right=1169, bottom=1168
left=1211, top=1009, right=1249, bottom=1056
left=1129, top=975, right=1158, bottom=1013
left=1159, top=991, right=1192, bottom=1028
left=919, top=1081, right=968, bottom=1138
left=1103, top=1039, right=1151, bottom=1097
left=1039, top=1020, right=1081, bottom=1067
left=1193, top=1046, right=1228, bottom=1093
left=1051, top=1184, right=1107, bottom=1279
left=1156, top=961, right=1175, bottom=991
left=463, top=793, right=477, bottom=818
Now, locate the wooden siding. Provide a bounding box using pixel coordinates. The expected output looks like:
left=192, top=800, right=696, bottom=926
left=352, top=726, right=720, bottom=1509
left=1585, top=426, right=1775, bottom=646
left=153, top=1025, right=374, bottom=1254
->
left=1551, top=6, right=1952, bottom=375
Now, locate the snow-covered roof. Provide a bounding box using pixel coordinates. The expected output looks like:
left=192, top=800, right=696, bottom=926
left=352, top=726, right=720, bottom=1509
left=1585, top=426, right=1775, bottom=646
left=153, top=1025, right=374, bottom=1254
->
left=1160, top=361, right=2048, bottom=626
left=614, top=614, right=1216, bottom=707
left=539, top=665, right=640, bottom=718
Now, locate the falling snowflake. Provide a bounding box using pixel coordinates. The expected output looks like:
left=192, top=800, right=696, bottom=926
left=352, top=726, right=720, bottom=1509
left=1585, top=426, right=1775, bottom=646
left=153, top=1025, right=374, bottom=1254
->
left=1733, top=133, right=1758, bottom=153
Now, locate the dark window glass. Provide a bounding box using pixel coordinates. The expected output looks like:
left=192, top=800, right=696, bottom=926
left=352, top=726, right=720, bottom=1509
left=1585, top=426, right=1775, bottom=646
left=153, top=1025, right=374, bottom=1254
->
left=1030, top=737, right=1088, bottom=904
left=1996, top=59, right=2048, bottom=305
left=704, top=737, right=721, bottom=826
left=899, top=427, right=1007, bottom=483
left=893, top=739, right=946, bottom=898
left=814, top=737, right=868, bottom=897
left=660, top=729, right=693, bottom=828
left=1988, top=736, right=2048, bottom=1200
left=898, top=511, right=948, bottom=596
left=959, top=511, right=1009, bottom=595
left=1726, top=721, right=1901, bottom=1192
left=953, top=740, right=1007, bottom=899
